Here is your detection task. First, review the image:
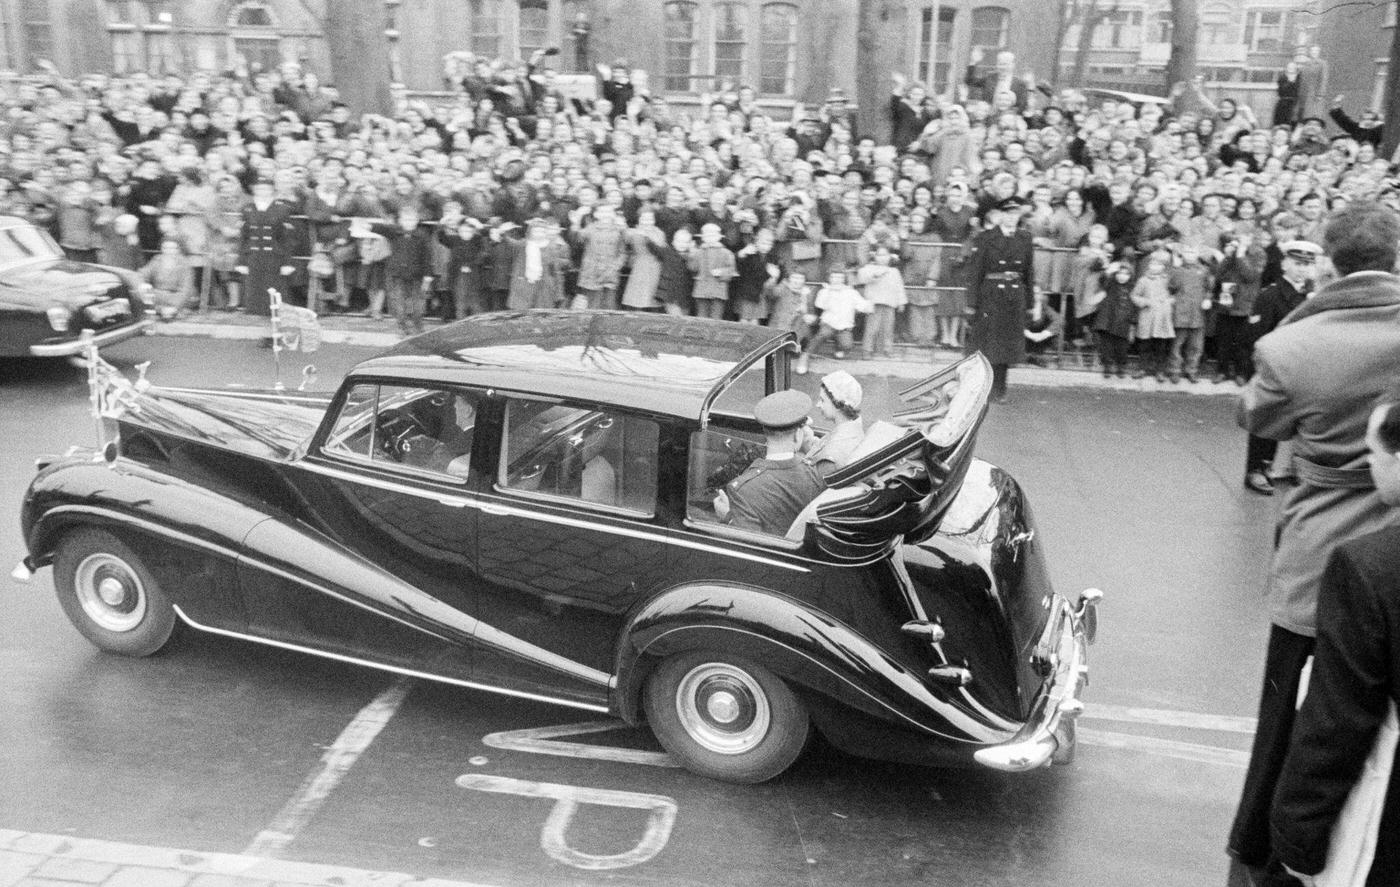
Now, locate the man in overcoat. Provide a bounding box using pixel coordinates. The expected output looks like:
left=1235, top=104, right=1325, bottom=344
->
left=1227, top=202, right=1400, bottom=885
left=235, top=177, right=297, bottom=317
left=1269, top=378, right=1400, bottom=887
left=964, top=196, right=1034, bottom=403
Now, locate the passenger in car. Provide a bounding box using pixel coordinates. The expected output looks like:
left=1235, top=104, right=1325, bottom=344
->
left=713, top=390, right=827, bottom=535
left=423, top=394, right=476, bottom=478
left=806, top=370, right=866, bottom=475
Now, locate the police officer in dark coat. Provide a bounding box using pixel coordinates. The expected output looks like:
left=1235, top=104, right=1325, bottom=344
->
left=715, top=390, right=827, bottom=536
left=235, top=178, right=297, bottom=317
left=1244, top=241, right=1321, bottom=495
left=965, top=196, right=1035, bottom=402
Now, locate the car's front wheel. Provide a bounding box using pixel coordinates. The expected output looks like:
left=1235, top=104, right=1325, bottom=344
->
left=644, top=652, right=810, bottom=783
left=53, top=528, right=176, bottom=657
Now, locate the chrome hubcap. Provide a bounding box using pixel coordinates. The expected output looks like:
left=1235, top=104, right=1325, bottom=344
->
left=73, top=553, right=146, bottom=633
left=675, top=663, right=770, bottom=755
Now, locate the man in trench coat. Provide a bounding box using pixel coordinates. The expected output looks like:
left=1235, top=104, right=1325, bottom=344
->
left=964, top=195, right=1034, bottom=403
left=1227, top=201, right=1400, bottom=885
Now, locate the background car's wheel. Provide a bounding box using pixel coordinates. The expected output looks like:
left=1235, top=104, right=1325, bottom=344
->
left=643, top=651, right=810, bottom=783
left=53, top=528, right=176, bottom=657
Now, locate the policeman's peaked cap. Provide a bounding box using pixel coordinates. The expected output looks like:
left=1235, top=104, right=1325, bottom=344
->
left=753, top=390, right=813, bottom=432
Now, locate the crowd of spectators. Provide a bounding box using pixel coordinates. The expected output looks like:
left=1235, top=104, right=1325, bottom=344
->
left=2, top=47, right=1397, bottom=371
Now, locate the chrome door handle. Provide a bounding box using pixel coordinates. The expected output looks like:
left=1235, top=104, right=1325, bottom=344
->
left=479, top=503, right=511, bottom=516
left=437, top=497, right=468, bottom=509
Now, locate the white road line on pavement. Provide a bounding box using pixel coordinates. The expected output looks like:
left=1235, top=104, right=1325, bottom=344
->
left=243, top=678, right=413, bottom=858
left=1079, top=727, right=1250, bottom=768
left=0, top=828, right=499, bottom=886
left=1082, top=703, right=1257, bottom=735
left=482, top=720, right=680, bottom=768
left=456, top=774, right=678, bottom=870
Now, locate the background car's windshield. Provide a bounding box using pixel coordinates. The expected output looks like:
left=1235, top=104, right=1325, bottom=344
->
left=0, top=224, right=63, bottom=267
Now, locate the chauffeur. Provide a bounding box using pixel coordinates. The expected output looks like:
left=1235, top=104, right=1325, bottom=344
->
left=234, top=177, right=296, bottom=317
left=965, top=195, right=1035, bottom=403
left=714, top=390, right=827, bottom=535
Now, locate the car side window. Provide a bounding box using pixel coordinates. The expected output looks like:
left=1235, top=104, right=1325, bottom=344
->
left=686, top=426, right=765, bottom=525
left=323, top=383, right=479, bottom=480
left=498, top=400, right=659, bottom=515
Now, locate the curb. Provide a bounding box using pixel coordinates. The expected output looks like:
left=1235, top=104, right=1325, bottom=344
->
left=146, top=321, right=1241, bottom=398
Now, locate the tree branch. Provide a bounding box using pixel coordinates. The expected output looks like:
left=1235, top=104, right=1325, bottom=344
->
left=1297, top=0, right=1385, bottom=15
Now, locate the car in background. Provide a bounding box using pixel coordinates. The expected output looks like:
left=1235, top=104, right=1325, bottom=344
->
left=0, top=215, right=154, bottom=358
left=16, top=311, right=1099, bottom=783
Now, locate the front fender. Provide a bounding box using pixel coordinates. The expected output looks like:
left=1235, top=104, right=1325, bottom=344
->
left=613, top=583, right=1017, bottom=746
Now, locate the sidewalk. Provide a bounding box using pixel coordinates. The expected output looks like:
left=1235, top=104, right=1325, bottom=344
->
left=150, top=312, right=1241, bottom=397
left=0, top=829, right=493, bottom=887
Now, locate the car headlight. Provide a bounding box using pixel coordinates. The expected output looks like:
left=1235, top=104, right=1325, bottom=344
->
left=46, top=307, right=71, bottom=332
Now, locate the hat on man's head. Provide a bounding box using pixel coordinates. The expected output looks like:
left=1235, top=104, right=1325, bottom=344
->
left=820, top=370, right=862, bottom=412
left=996, top=195, right=1025, bottom=212
left=753, top=390, right=813, bottom=432
left=827, top=87, right=847, bottom=102
left=1281, top=240, right=1322, bottom=263
left=1301, top=116, right=1326, bottom=127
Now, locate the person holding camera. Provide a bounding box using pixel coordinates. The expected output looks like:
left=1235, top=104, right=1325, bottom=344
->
left=1213, top=231, right=1267, bottom=385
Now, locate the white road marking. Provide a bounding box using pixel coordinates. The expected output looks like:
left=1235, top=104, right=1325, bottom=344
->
left=1082, top=703, right=1257, bottom=735
left=1078, top=727, right=1250, bottom=768
left=482, top=720, right=680, bottom=768
left=244, top=679, right=413, bottom=858
left=456, top=774, right=677, bottom=871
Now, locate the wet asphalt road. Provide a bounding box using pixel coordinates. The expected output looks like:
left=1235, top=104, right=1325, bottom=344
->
left=0, top=339, right=1276, bottom=886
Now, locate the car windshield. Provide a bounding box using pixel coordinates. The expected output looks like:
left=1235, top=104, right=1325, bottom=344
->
left=0, top=224, right=63, bottom=267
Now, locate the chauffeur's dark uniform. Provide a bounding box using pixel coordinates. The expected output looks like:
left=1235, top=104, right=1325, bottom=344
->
left=726, top=456, right=826, bottom=536
left=966, top=225, right=1034, bottom=398
left=238, top=200, right=297, bottom=316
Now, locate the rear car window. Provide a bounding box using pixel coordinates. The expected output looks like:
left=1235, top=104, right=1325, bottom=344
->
left=498, top=400, right=659, bottom=515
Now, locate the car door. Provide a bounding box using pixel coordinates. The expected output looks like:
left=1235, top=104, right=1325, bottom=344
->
left=470, top=393, right=674, bottom=707
left=239, top=380, right=484, bottom=681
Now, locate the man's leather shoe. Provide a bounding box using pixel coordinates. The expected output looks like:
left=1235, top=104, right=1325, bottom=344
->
left=1245, top=471, right=1275, bottom=495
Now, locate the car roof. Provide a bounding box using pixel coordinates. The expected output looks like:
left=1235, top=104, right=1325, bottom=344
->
left=353, top=310, right=796, bottom=422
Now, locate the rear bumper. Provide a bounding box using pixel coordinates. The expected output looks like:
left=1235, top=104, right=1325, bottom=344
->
left=973, top=588, right=1101, bottom=772
left=29, top=319, right=154, bottom=357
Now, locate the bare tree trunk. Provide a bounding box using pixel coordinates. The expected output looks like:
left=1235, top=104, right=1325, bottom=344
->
left=1051, top=0, right=1078, bottom=90
left=325, top=0, right=392, bottom=115
left=1384, top=0, right=1400, bottom=159
left=1165, top=0, right=1199, bottom=94
left=1070, top=1, right=1115, bottom=88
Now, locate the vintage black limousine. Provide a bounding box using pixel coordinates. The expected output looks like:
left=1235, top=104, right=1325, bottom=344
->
left=0, top=216, right=154, bottom=358
left=16, top=311, right=1099, bottom=782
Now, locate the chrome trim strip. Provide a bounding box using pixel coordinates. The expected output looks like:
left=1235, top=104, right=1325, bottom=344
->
left=699, top=336, right=798, bottom=429
left=172, top=606, right=611, bottom=714
left=301, top=459, right=809, bottom=573
left=29, top=319, right=154, bottom=357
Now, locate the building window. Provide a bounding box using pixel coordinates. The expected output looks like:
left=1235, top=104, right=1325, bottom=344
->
left=663, top=1, right=697, bottom=91
left=111, top=29, right=140, bottom=72
left=713, top=2, right=747, bottom=82
left=1244, top=9, right=1288, bottom=53
left=759, top=3, right=795, bottom=95
left=229, top=1, right=281, bottom=73
left=1091, top=9, right=1143, bottom=49
left=236, top=4, right=273, bottom=27
left=472, top=0, right=504, bottom=58
left=969, top=6, right=1009, bottom=79
left=1149, top=10, right=1172, bottom=43
left=916, top=6, right=956, bottom=94
left=19, top=0, right=52, bottom=70
left=564, top=0, right=591, bottom=72
left=518, top=0, right=549, bottom=60
left=1200, top=4, right=1238, bottom=46
left=146, top=30, right=178, bottom=74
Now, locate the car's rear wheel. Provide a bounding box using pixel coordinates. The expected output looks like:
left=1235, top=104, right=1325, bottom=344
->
left=644, top=652, right=810, bottom=783
left=53, top=528, right=176, bottom=657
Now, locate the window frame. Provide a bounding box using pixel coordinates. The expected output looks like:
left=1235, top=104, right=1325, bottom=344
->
left=663, top=0, right=700, bottom=92
left=1244, top=8, right=1288, bottom=54
left=494, top=395, right=662, bottom=520
left=712, top=0, right=748, bottom=83
left=517, top=0, right=550, bottom=62
left=319, top=381, right=480, bottom=487
left=968, top=5, right=1010, bottom=81
left=758, top=2, right=796, bottom=96
left=19, top=0, right=53, bottom=71
left=471, top=0, right=506, bottom=58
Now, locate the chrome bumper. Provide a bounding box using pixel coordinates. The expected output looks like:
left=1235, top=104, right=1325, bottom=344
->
left=29, top=319, right=154, bottom=357
left=973, top=588, right=1101, bottom=772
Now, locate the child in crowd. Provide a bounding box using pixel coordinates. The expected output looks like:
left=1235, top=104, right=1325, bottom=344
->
left=1071, top=223, right=1114, bottom=347
left=372, top=207, right=435, bottom=335
left=732, top=228, right=780, bottom=325
left=857, top=244, right=907, bottom=357
left=100, top=214, right=143, bottom=271
left=1023, top=290, right=1064, bottom=367
left=138, top=237, right=197, bottom=318
left=766, top=269, right=812, bottom=345
left=795, top=266, right=871, bottom=375
left=1129, top=249, right=1177, bottom=381
left=1093, top=261, right=1137, bottom=378
left=572, top=203, right=628, bottom=310
left=57, top=181, right=102, bottom=263
left=689, top=222, right=737, bottom=320
left=1167, top=244, right=1214, bottom=383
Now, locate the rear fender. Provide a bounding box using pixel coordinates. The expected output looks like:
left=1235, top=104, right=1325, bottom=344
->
left=613, top=583, right=1017, bottom=746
